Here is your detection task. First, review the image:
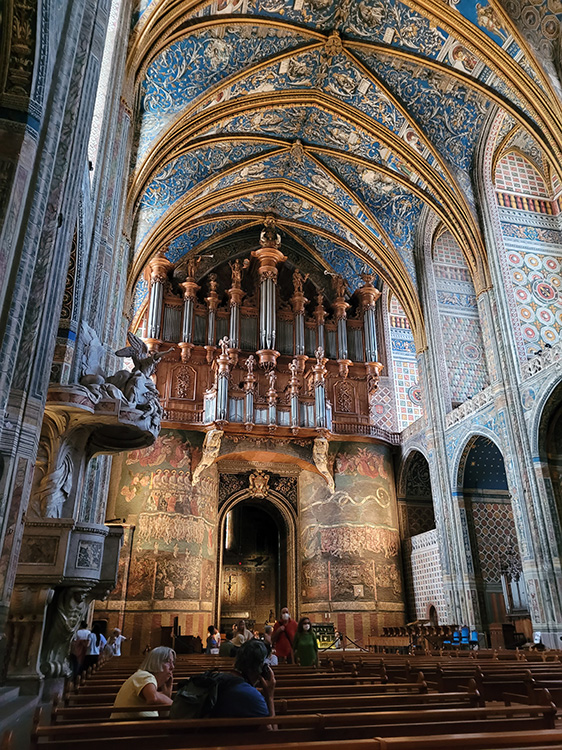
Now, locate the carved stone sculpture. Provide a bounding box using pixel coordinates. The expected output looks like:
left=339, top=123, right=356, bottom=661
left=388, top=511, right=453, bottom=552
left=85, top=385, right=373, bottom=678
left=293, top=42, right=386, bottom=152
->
left=40, top=586, right=91, bottom=677
left=248, top=470, right=270, bottom=498
left=192, top=429, right=223, bottom=485
left=313, top=436, right=335, bottom=492
left=115, top=331, right=174, bottom=378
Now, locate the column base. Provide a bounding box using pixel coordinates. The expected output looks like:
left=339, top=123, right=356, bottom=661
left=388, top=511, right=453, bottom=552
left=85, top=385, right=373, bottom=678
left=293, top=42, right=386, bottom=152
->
left=178, top=342, right=194, bottom=362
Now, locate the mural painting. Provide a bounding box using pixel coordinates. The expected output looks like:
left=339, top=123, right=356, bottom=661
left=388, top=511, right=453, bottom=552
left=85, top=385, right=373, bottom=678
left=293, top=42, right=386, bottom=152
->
left=300, top=442, right=404, bottom=639
left=111, top=429, right=216, bottom=606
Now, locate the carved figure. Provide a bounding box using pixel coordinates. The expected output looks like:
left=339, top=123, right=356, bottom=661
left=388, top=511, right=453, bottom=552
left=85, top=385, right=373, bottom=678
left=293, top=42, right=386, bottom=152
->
left=229, top=257, right=250, bottom=286
left=267, top=369, right=277, bottom=392
left=245, top=355, right=256, bottom=376
left=186, top=255, right=201, bottom=280
left=313, top=436, right=335, bottom=492
left=218, top=336, right=231, bottom=357
left=41, top=586, right=91, bottom=677
left=248, top=470, right=270, bottom=498
left=292, top=269, right=310, bottom=294
left=37, top=451, right=73, bottom=518
left=208, top=273, right=218, bottom=293
left=315, top=347, right=325, bottom=365
left=289, top=359, right=298, bottom=378
left=192, top=429, right=223, bottom=485
left=115, top=332, right=174, bottom=377
left=259, top=215, right=281, bottom=248
left=332, top=275, right=348, bottom=298
left=79, top=322, right=105, bottom=383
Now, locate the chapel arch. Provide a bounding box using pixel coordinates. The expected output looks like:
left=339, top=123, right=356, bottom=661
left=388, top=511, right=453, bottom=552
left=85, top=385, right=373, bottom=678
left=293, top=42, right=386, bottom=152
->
left=457, top=434, right=522, bottom=629
left=215, top=481, right=299, bottom=630
left=397, top=450, right=435, bottom=539
left=536, top=380, right=562, bottom=536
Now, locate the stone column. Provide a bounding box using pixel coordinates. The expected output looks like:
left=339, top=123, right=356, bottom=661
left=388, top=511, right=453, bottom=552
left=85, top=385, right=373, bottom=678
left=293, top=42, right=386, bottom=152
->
left=252, top=217, right=286, bottom=369
left=146, top=253, right=173, bottom=347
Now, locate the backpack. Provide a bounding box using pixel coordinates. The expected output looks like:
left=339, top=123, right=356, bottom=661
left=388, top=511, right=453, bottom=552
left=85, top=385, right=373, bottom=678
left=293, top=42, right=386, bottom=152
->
left=169, top=670, right=244, bottom=719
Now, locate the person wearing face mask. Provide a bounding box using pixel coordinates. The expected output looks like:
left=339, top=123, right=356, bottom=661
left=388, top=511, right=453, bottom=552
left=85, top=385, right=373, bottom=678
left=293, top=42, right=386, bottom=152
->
left=271, top=607, right=298, bottom=664
left=293, top=617, right=319, bottom=667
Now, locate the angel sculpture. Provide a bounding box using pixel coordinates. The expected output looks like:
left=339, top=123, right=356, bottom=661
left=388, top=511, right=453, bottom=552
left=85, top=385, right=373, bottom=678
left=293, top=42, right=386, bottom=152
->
left=115, top=332, right=174, bottom=377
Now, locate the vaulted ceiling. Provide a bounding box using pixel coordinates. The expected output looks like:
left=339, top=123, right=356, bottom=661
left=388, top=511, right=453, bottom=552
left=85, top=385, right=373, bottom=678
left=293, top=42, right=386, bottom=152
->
left=125, top=0, right=562, bottom=345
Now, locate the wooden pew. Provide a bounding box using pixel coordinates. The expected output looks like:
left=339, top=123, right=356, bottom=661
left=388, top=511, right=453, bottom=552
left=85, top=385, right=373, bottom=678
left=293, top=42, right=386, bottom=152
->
left=31, top=701, right=557, bottom=749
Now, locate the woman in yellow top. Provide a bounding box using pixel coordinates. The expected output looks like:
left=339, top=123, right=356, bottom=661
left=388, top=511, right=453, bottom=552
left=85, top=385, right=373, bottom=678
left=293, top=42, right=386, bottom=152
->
left=111, top=646, right=175, bottom=719
left=293, top=617, right=319, bottom=667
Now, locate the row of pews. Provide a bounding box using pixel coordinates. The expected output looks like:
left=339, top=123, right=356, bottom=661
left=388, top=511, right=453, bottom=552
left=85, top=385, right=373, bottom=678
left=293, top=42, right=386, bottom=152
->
left=11, top=649, right=562, bottom=750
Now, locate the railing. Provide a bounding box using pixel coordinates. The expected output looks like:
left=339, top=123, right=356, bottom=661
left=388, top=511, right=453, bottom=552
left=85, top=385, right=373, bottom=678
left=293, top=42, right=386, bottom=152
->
left=520, top=340, right=562, bottom=379
left=445, top=385, right=494, bottom=428
left=332, top=422, right=400, bottom=444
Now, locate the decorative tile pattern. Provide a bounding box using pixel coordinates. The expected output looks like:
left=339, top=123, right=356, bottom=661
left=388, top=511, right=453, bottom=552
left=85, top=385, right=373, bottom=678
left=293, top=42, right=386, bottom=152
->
left=389, top=297, right=422, bottom=430
left=433, top=231, right=489, bottom=402
left=469, top=498, right=519, bottom=583
left=495, top=152, right=550, bottom=197
left=403, top=529, right=447, bottom=623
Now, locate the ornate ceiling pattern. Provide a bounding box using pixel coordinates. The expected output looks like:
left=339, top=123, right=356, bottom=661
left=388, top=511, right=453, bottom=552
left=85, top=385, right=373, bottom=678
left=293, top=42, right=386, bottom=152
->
left=126, top=0, right=562, bottom=345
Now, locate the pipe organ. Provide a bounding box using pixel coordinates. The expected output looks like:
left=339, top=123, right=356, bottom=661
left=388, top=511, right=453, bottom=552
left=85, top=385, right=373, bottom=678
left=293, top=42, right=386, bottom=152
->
left=138, top=222, right=386, bottom=438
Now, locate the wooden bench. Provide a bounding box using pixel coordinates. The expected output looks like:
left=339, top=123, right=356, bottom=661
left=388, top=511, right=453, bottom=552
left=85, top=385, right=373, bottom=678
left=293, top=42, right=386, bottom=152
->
left=31, top=701, right=557, bottom=749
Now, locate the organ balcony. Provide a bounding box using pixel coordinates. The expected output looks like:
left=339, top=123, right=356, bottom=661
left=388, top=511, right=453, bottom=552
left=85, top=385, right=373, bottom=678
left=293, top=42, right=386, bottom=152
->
left=135, top=225, right=396, bottom=444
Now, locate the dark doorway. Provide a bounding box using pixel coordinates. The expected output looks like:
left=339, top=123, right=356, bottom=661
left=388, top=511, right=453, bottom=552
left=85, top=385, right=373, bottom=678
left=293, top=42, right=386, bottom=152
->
left=220, top=501, right=286, bottom=631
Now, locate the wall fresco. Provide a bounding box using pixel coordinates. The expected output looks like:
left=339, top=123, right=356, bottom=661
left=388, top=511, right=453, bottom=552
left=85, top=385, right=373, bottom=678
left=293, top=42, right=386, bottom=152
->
left=104, top=429, right=217, bottom=650
left=300, top=443, right=403, bottom=625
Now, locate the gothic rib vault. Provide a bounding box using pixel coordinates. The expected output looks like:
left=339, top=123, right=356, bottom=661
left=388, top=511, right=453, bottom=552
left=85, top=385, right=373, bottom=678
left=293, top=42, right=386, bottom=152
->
left=126, top=0, right=562, bottom=348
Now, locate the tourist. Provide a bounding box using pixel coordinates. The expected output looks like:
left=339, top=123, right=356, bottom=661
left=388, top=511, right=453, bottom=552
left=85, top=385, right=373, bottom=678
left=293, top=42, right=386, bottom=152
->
left=211, top=639, right=276, bottom=726
left=111, top=646, right=175, bottom=719
left=84, top=622, right=107, bottom=672
left=206, top=625, right=220, bottom=654
left=104, top=627, right=126, bottom=657
left=272, top=607, right=297, bottom=664
left=219, top=630, right=236, bottom=656
left=231, top=618, right=254, bottom=647
left=70, top=620, right=90, bottom=678
left=263, top=624, right=273, bottom=646
left=293, top=617, right=318, bottom=667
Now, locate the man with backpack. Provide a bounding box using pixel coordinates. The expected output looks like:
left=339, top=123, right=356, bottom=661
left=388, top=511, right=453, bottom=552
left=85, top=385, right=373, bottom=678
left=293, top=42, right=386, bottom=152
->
left=171, top=640, right=276, bottom=727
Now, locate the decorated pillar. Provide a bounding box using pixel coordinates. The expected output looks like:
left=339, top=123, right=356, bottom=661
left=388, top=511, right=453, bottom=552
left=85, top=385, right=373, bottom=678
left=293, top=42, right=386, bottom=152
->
left=227, top=258, right=248, bottom=364
left=312, top=347, right=328, bottom=430
left=333, top=276, right=352, bottom=378
left=314, top=292, right=327, bottom=353
left=205, top=274, right=219, bottom=364
left=356, top=272, right=381, bottom=363
left=243, top=355, right=257, bottom=427
left=147, top=252, right=174, bottom=347
left=252, top=216, right=286, bottom=369
left=288, top=358, right=300, bottom=432
left=291, top=269, right=309, bottom=373
left=216, top=337, right=231, bottom=423
left=179, top=257, right=200, bottom=363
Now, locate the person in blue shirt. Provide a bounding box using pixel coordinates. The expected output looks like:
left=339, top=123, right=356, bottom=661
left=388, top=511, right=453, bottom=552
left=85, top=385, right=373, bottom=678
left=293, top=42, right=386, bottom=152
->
left=212, top=639, right=276, bottom=727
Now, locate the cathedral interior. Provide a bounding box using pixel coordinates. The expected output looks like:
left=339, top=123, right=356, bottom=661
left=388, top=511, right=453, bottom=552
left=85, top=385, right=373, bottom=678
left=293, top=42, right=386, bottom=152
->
left=0, top=0, right=562, bottom=700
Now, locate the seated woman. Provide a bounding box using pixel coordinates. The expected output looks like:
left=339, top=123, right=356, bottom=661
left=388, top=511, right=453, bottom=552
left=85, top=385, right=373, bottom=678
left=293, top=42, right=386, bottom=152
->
left=111, top=646, right=175, bottom=719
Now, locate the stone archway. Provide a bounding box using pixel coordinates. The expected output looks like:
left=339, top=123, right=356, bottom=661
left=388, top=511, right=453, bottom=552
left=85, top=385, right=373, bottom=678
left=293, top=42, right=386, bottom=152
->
left=215, top=470, right=299, bottom=630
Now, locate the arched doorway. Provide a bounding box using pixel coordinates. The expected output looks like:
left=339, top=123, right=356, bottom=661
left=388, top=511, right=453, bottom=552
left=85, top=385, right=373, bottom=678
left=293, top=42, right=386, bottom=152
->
left=216, top=487, right=298, bottom=632
left=458, top=435, right=520, bottom=629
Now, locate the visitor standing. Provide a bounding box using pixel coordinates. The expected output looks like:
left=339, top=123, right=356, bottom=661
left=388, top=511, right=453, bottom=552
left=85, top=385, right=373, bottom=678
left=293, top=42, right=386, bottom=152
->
left=272, top=607, right=297, bottom=664
left=293, top=617, right=318, bottom=667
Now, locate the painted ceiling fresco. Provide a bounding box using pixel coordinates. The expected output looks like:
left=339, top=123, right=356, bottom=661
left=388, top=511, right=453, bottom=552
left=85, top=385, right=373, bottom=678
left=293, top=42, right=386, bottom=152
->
left=127, top=0, right=561, bottom=331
